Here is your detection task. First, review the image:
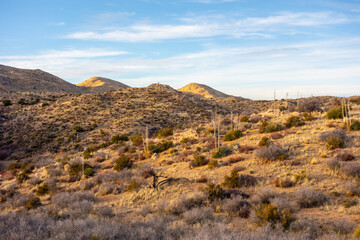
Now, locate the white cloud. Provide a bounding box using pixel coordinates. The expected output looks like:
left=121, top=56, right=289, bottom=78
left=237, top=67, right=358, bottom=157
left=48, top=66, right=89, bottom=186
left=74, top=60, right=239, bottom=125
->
left=66, top=11, right=348, bottom=42
left=0, top=49, right=128, bottom=60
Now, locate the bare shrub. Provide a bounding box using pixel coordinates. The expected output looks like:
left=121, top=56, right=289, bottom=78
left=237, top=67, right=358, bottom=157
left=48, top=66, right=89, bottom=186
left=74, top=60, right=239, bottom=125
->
left=62, top=200, right=94, bottom=219
left=340, top=163, right=360, bottom=178
left=295, top=187, right=328, bottom=208
left=298, top=99, right=321, bottom=112
left=336, top=152, right=355, bottom=161
left=221, top=195, right=250, bottom=216
left=326, top=159, right=341, bottom=172
left=51, top=191, right=95, bottom=208
left=251, top=187, right=279, bottom=205
left=274, top=177, right=295, bottom=188
left=183, top=207, right=213, bottom=224
left=255, top=145, right=287, bottom=161
left=319, top=130, right=348, bottom=150
left=345, top=181, right=360, bottom=196
left=170, top=193, right=207, bottom=215
left=331, top=218, right=356, bottom=235
left=139, top=204, right=152, bottom=217
left=93, top=206, right=114, bottom=218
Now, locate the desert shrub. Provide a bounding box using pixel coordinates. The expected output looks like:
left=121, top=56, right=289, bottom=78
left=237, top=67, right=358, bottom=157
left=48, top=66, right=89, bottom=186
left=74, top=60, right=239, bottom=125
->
left=130, top=134, right=143, bottom=146
left=69, top=163, right=93, bottom=178
left=73, top=125, right=85, bottom=132
left=319, top=130, right=347, bottom=150
left=2, top=99, right=12, bottom=106
left=302, top=113, right=314, bottom=121
left=255, top=203, right=295, bottom=230
left=274, top=177, right=295, bottom=188
left=25, top=197, right=41, bottom=210
left=84, top=167, right=95, bottom=177
left=250, top=115, right=262, bottom=123
left=346, top=181, right=360, bottom=196
left=292, top=170, right=309, bottom=182
left=8, top=161, right=21, bottom=172
left=285, top=116, right=305, bottom=128
left=336, top=152, right=355, bottom=161
left=222, top=195, right=251, bottom=216
left=295, top=187, right=328, bottom=208
left=255, top=145, right=287, bottom=161
left=196, top=175, right=208, bottom=183
left=114, top=156, right=133, bottom=171
left=111, top=134, right=129, bottom=143
left=342, top=198, right=358, bottom=208
left=148, top=141, right=173, bottom=153
left=340, top=163, right=360, bottom=178
left=326, top=159, right=341, bottom=172
left=51, top=191, right=95, bottom=208
left=258, top=137, right=271, bottom=147
left=331, top=218, right=356, bottom=235
left=207, top=160, right=219, bottom=169
left=212, top=147, right=230, bottom=158
left=222, top=170, right=257, bottom=188
left=326, top=108, right=343, bottom=119
left=224, top=130, right=243, bottom=141
left=240, top=116, right=250, bottom=122
left=265, top=123, right=282, bottom=133
left=239, top=145, right=256, bottom=153
left=205, top=183, right=225, bottom=202
left=226, top=155, right=244, bottom=164
left=171, top=193, right=207, bottom=214
left=126, top=180, right=141, bottom=191
left=354, top=225, right=360, bottom=238
left=349, top=120, right=360, bottom=131
left=298, top=99, right=320, bottom=113
left=36, top=183, right=50, bottom=196
left=84, top=142, right=112, bottom=159
left=183, top=207, right=213, bottom=224
left=16, top=172, right=30, bottom=183
left=189, top=154, right=208, bottom=168
left=155, top=127, right=173, bottom=138
left=251, top=187, right=279, bottom=205
left=18, top=98, right=27, bottom=105
left=270, top=132, right=283, bottom=139
left=93, top=206, right=114, bottom=218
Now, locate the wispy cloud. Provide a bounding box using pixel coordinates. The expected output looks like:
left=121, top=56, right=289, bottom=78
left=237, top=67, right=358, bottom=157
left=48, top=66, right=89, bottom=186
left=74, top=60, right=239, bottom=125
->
left=65, top=11, right=348, bottom=42
left=0, top=49, right=128, bottom=60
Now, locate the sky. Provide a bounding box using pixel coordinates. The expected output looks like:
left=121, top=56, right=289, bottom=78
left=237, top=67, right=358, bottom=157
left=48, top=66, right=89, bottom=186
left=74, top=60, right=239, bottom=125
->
left=0, top=0, right=359, bottom=99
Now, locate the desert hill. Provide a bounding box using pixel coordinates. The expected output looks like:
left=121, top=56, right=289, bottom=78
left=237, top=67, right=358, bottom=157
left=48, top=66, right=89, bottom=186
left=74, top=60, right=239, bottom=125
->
left=76, top=76, right=129, bottom=93
left=0, top=64, right=85, bottom=93
left=179, top=83, right=239, bottom=99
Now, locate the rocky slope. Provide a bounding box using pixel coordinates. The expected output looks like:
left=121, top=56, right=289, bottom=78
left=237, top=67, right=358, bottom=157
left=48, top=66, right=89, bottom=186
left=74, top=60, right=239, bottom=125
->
left=179, top=83, right=239, bottom=99
left=0, top=64, right=85, bottom=93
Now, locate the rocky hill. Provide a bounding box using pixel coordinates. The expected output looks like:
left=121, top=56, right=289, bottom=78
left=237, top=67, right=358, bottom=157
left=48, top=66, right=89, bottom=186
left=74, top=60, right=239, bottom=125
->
left=0, top=64, right=85, bottom=93
left=179, top=83, right=239, bottom=99
left=76, top=77, right=129, bottom=93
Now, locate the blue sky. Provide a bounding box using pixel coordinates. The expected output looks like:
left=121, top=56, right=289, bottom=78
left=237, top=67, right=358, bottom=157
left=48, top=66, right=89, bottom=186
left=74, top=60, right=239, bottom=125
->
left=0, top=0, right=359, bottom=99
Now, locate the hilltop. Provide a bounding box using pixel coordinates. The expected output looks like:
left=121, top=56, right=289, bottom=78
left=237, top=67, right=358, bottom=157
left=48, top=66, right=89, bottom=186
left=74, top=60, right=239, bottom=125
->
left=76, top=77, right=129, bottom=93
left=0, top=64, right=84, bottom=93
left=179, top=83, right=240, bottom=99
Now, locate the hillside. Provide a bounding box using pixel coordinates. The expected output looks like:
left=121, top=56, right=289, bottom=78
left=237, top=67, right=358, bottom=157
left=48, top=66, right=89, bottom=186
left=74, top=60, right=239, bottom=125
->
left=0, top=64, right=85, bottom=93
left=76, top=76, right=129, bottom=93
left=179, top=83, right=239, bottom=99
left=1, top=91, right=360, bottom=239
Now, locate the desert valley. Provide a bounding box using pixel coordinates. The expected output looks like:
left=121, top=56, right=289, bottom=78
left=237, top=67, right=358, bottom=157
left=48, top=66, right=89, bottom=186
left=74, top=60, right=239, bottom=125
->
left=0, top=64, right=360, bottom=239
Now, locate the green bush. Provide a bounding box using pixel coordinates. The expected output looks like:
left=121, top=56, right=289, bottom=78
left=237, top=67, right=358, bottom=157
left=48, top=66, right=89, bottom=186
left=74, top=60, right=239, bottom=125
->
left=2, top=100, right=12, bottom=106
left=212, top=147, right=230, bottom=158
left=258, top=137, right=271, bottom=147
left=224, top=130, right=243, bottom=141
left=148, top=141, right=173, bottom=154
left=205, top=183, right=225, bottom=202
left=84, top=167, right=95, bottom=177
left=155, top=127, right=173, bottom=138
left=83, top=142, right=112, bottom=159
left=127, top=180, right=140, bottom=191
left=302, top=113, right=314, bottom=121
left=255, top=203, right=295, bottom=230
left=68, top=163, right=92, bottom=177
left=189, top=155, right=209, bottom=168
left=73, top=125, right=85, bottom=132
left=326, top=108, right=343, bottom=119
left=350, top=120, right=360, bottom=131
left=112, top=134, right=129, bottom=143
left=180, top=137, right=190, bottom=144
left=130, top=134, right=143, bottom=146
left=222, top=170, right=258, bottom=188
left=25, top=197, right=41, bottom=210
left=36, top=183, right=50, bottom=196
left=265, top=123, right=282, bottom=133
left=207, top=160, right=219, bottom=169
left=18, top=98, right=27, bottom=105
left=114, top=156, right=133, bottom=171
left=240, top=116, right=250, bottom=122
left=327, top=137, right=345, bottom=150
left=285, top=116, right=305, bottom=128
left=16, top=172, right=29, bottom=183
